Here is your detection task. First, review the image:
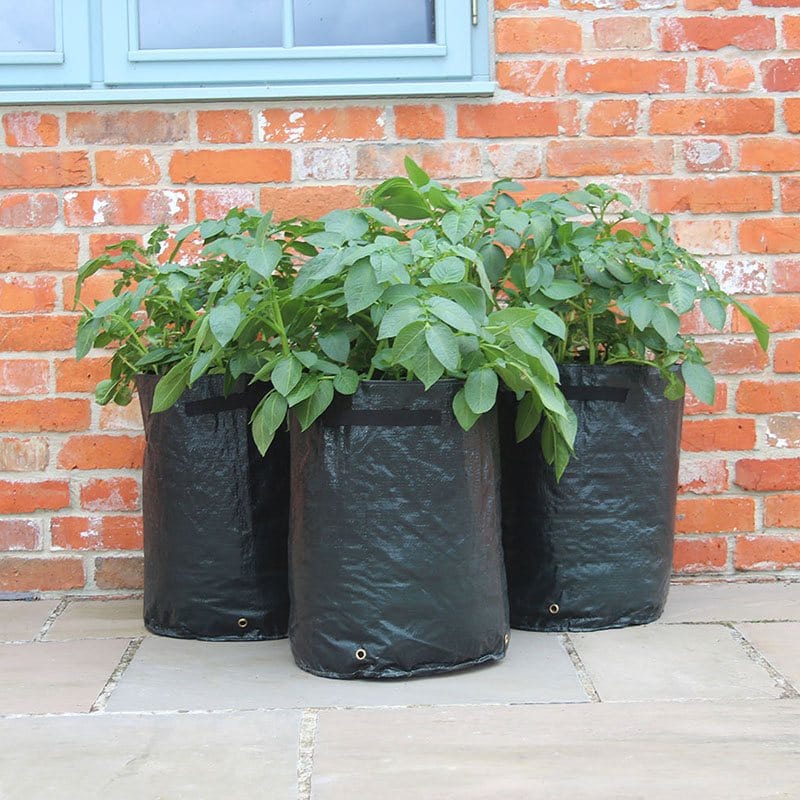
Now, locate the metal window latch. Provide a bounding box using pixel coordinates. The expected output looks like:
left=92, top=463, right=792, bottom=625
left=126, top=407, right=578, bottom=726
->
left=471, top=0, right=478, bottom=25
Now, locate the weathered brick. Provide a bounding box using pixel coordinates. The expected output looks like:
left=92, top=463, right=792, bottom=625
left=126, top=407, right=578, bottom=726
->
left=587, top=100, right=639, bottom=137
left=0, top=480, right=69, bottom=514
left=785, top=98, right=800, bottom=132
left=672, top=219, right=732, bottom=254
left=593, top=17, right=652, bottom=49
left=0, top=399, right=90, bottom=433
left=2, top=112, right=59, bottom=147
left=649, top=177, right=772, bottom=213
left=197, top=110, right=253, bottom=143
left=496, top=18, right=582, bottom=53
left=661, top=16, right=776, bottom=51
left=650, top=99, right=774, bottom=134
left=678, top=459, right=730, bottom=494
left=701, top=340, right=769, bottom=374
left=0, top=234, right=78, bottom=272
left=774, top=258, right=800, bottom=292
left=0, top=152, right=90, bottom=189
left=394, top=105, right=447, bottom=139
left=0, top=557, right=84, bottom=591
left=675, top=497, right=755, bottom=533
left=767, top=414, right=800, bottom=447
left=735, top=458, right=800, bottom=490
left=169, top=149, right=291, bottom=184
left=685, top=0, right=741, bottom=10
left=775, top=340, right=800, bottom=373
left=781, top=177, right=800, bottom=213
left=548, top=140, right=673, bottom=176
left=737, top=381, right=800, bottom=412
left=99, top=402, right=144, bottom=432
left=259, top=185, right=359, bottom=221
left=765, top=494, right=800, bottom=527
left=95, top=150, right=160, bottom=186
left=496, top=61, right=560, bottom=97
left=94, top=556, right=144, bottom=590
left=0, top=316, right=77, bottom=351
left=457, top=102, right=579, bottom=138
left=54, top=358, right=110, bottom=393
left=52, top=516, right=143, bottom=550
left=735, top=536, right=800, bottom=571
left=0, top=519, right=41, bottom=551
left=684, top=383, right=729, bottom=414
left=79, top=478, right=140, bottom=512
left=195, top=188, right=257, bottom=221
left=565, top=59, right=687, bottom=93
left=733, top=297, right=800, bottom=333
left=706, top=258, right=768, bottom=294
left=64, top=189, right=189, bottom=227
left=486, top=144, right=543, bottom=178
left=683, top=139, right=732, bottom=172
left=762, top=59, right=800, bottom=91
left=0, top=359, right=49, bottom=395
left=740, top=138, right=800, bottom=171
left=258, top=107, right=386, bottom=143
left=355, top=144, right=481, bottom=180
left=681, top=418, right=756, bottom=451
left=67, top=111, right=189, bottom=144
left=0, top=193, right=59, bottom=228
left=739, top=218, right=800, bottom=253
left=0, top=437, right=49, bottom=472
left=783, top=16, right=800, bottom=48
left=293, top=147, right=351, bottom=182
left=57, top=436, right=145, bottom=470
left=673, top=538, right=728, bottom=573
left=696, top=58, right=755, bottom=92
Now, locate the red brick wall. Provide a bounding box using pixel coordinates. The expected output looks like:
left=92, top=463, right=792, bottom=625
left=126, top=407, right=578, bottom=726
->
left=1, top=1, right=799, bottom=593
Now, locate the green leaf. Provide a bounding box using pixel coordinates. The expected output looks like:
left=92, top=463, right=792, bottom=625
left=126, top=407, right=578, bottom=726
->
left=94, top=378, right=117, bottom=406
left=208, top=304, right=241, bottom=348
left=425, top=323, right=460, bottom=371
left=651, top=305, right=680, bottom=342
left=393, top=321, right=428, bottom=364
left=344, top=260, right=382, bottom=316
left=732, top=299, right=770, bottom=351
left=246, top=240, right=283, bottom=278
left=430, top=256, right=466, bottom=284
left=515, top=392, right=542, bottom=443
left=286, top=375, right=319, bottom=406
left=540, top=280, right=583, bottom=300
left=682, top=361, right=716, bottom=406
left=369, top=177, right=431, bottom=220
left=441, top=284, right=487, bottom=324
left=271, top=356, right=302, bottom=397
left=296, top=380, right=335, bottom=431
left=668, top=281, right=696, bottom=314
left=151, top=360, right=192, bottom=413
left=510, top=326, right=544, bottom=358
left=404, top=157, right=430, bottom=188
left=630, top=296, right=654, bottom=331
left=333, top=369, right=360, bottom=395
left=294, top=351, right=319, bottom=369
left=441, top=208, right=480, bottom=245
left=292, top=250, right=345, bottom=297
left=700, top=296, right=726, bottom=331
left=410, top=344, right=445, bottom=390
left=378, top=299, right=423, bottom=340
left=75, top=317, right=102, bottom=360
left=324, top=210, right=369, bottom=241
left=452, top=388, right=479, bottom=431
left=427, top=297, right=479, bottom=335
left=464, top=368, right=498, bottom=414
left=189, top=350, right=215, bottom=383
left=534, top=308, right=567, bottom=340
left=318, top=330, right=350, bottom=363
left=251, top=391, right=288, bottom=456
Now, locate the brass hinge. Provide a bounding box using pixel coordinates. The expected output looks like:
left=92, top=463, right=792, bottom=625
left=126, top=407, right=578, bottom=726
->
left=471, top=0, right=478, bottom=25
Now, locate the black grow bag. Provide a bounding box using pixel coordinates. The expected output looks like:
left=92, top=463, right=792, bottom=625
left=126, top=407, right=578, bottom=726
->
left=137, top=374, right=290, bottom=641
left=288, top=380, right=509, bottom=679
left=501, top=364, right=684, bottom=631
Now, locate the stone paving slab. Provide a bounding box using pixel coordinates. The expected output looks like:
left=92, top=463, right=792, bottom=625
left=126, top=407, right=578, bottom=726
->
left=0, top=639, right=130, bottom=715
left=312, top=700, right=800, bottom=800
left=570, top=623, right=782, bottom=702
left=106, top=631, right=587, bottom=712
left=661, top=582, right=800, bottom=624
left=45, top=598, right=146, bottom=641
left=0, top=710, right=299, bottom=800
left=0, top=600, right=59, bottom=642
left=737, top=622, right=800, bottom=692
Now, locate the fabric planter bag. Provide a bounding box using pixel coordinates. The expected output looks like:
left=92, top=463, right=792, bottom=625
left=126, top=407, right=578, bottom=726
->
left=288, top=380, right=509, bottom=680
left=501, top=364, right=684, bottom=632
left=137, top=374, right=290, bottom=641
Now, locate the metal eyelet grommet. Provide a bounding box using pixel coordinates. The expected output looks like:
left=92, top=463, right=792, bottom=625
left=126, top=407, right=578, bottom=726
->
left=548, top=603, right=560, bottom=615
left=503, top=633, right=510, bottom=646
left=355, top=648, right=367, bottom=661
left=237, top=618, right=249, bottom=629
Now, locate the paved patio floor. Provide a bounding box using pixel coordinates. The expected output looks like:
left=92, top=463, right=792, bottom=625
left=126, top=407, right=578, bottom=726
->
left=1, top=582, right=799, bottom=799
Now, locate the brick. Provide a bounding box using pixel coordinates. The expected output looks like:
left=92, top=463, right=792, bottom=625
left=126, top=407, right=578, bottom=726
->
left=673, top=538, right=728, bottom=573
left=355, top=144, right=481, bottom=180
left=0, top=399, right=90, bottom=433
left=593, top=17, right=652, bottom=49
left=80, top=478, right=140, bottom=512
left=88, top=233, right=144, bottom=260
left=64, top=189, right=189, bottom=227
left=94, top=556, right=144, bottom=590
left=57, top=435, right=145, bottom=470
left=740, top=138, right=800, bottom=171
left=548, top=139, right=673, bottom=176
left=650, top=99, right=774, bottom=134
left=740, top=218, right=800, bottom=253
left=2, top=113, right=58, bottom=147
left=95, top=149, right=160, bottom=186
left=0, top=360, right=49, bottom=395
left=661, top=16, right=775, bottom=51
left=197, top=110, right=253, bottom=143
left=685, top=383, right=728, bottom=414
left=62, top=271, right=121, bottom=312
left=765, top=494, right=800, bottom=527
left=675, top=497, right=755, bottom=533
left=496, top=62, right=560, bottom=97
left=0, top=557, right=84, bottom=591
left=565, top=59, right=686, bottom=93
left=0, top=480, right=69, bottom=513
left=486, top=144, right=542, bottom=178
left=99, top=402, right=143, bottom=431
left=781, top=177, right=800, bottom=212
left=783, top=16, right=800, bottom=48
left=685, top=0, right=741, bottom=9
left=706, top=258, right=768, bottom=295
left=678, top=459, right=730, bottom=494
left=736, top=458, right=800, bottom=490
left=293, top=147, right=351, bottom=181
left=259, top=185, right=360, bottom=221
left=195, top=188, right=257, bottom=221
left=767, top=414, right=800, bottom=447
left=775, top=340, right=800, bottom=373
left=52, top=515, right=143, bottom=550
left=0, top=316, right=77, bottom=351
left=258, top=107, right=386, bottom=143
left=701, top=340, right=769, bottom=374
left=762, top=59, right=800, bottom=91
left=0, top=437, right=48, bottom=472
left=786, top=98, right=800, bottom=132
left=672, top=219, right=732, bottom=254
left=0, top=234, right=78, bottom=273
left=561, top=0, right=677, bottom=8
left=0, top=152, right=90, bottom=189
left=394, top=105, right=446, bottom=139
left=774, top=258, right=800, bottom=291
left=0, top=520, right=41, bottom=551
left=587, top=100, right=639, bottom=136
left=457, top=102, right=579, bottom=138
left=733, top=297, right=800, bottom=332
left=67, top=110, right=189, bottom=144
left=754, top=0, right=800, bottom=4
left=681, top=418, right=756, bottom=451
left=681, top=303, right=731, bottom=336
left=649, top=177, right=772, bottom=213
left=735, top=536, right=800, bottom=571
left=496, top=0, right=549, bottom=7
left=683, top=139, right=732, bottom=172
left=54, top=358, right=109, bottom=393
left=696, top=58, right=755, bottom=92
left=0, top=193, right=59, bottom=228
left=737, top=381, right=800, bottom=412
left=496, top=18, right=582, bottom=53
left=169, top=149, right=291, bottom=184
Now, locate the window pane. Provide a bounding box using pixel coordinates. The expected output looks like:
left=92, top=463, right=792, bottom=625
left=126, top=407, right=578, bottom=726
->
left=137, top=0, right=283, bottom=50
left=294, top=0, right=435, bottom=46
left=0, top=0, right=56, bottom=51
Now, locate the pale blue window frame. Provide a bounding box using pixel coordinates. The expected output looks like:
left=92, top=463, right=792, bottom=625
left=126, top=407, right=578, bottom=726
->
left=0, top=0, right=493, bottom=103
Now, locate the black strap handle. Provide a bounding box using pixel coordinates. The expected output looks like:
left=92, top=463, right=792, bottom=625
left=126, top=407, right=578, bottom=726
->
left=322, top=409, right=442, bottom=428
left=184, top=392, right=255, bottom=416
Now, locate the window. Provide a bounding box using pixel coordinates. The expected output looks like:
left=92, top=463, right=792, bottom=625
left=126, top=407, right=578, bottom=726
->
left=0, top=0, right=492, bottom=102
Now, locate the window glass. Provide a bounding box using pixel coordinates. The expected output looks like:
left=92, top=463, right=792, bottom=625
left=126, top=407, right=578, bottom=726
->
left=293, top=0, right=435, bottom=47
left=137, top=0, right=283, bottom=50
left=0, top=0, right=56, bottom=51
